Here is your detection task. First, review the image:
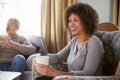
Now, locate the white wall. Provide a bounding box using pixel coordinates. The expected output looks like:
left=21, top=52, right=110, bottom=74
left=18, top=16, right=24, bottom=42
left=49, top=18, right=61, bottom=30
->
left=78, top=0, right=113, bottom=23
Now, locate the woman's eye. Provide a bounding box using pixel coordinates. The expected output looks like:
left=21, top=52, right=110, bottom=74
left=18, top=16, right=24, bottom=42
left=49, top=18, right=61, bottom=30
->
left=68, top=20, right=71, bottom=22
left=74, top=19, right=78, bottom=21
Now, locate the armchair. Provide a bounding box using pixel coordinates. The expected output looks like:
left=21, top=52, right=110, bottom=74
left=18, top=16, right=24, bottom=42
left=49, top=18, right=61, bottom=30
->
left=98, top=22, right=119, bottom=31
left=52, top=30, right=120, bottom=80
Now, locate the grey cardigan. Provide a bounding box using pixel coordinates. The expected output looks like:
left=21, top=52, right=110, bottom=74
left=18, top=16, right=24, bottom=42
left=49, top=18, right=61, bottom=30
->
left=49, top=36, right=104, bottom=76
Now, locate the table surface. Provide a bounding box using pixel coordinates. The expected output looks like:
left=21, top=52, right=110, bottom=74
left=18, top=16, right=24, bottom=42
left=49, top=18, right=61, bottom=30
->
left=53, top=75, right=120, bottom=80
left=0, top=71, right=21, bottom=80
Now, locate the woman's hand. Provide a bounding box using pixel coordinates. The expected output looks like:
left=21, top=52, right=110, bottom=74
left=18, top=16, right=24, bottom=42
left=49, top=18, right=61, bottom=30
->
left=32, top=58, right=37, bottom=67
left=35, top=63, right=56, bottom=77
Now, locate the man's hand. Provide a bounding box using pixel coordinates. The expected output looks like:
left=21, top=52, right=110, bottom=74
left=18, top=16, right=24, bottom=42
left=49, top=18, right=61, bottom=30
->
left=0, top=36, right=14, bottom=48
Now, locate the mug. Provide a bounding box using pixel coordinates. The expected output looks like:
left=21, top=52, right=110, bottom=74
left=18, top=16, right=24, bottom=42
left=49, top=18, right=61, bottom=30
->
left=35, top=56, right=49, bottom=66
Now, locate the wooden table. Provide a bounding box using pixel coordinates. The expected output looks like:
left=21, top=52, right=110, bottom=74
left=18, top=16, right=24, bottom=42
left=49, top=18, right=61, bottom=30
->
left=0, top=71, right=21, bottom=80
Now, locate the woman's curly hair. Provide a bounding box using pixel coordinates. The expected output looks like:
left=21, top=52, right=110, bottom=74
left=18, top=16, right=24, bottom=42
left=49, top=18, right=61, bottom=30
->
left=65, top=2, right=99, bottom=35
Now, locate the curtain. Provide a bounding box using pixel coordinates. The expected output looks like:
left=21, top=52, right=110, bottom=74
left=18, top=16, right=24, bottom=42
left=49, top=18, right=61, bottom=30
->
left=113, top=0, right=120, bottom=28
left=40, top=0, right=77, bottom=53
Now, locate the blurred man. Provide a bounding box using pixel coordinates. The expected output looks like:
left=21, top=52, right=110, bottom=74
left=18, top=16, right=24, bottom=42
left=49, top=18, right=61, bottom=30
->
left=0, top=18, right=36, bottom=80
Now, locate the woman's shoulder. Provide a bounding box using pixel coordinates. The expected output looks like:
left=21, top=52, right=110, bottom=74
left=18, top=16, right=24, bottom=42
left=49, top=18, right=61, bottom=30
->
left=89, top=35, right=102, bottom=42
left=88, top=35, right=103, bottom=45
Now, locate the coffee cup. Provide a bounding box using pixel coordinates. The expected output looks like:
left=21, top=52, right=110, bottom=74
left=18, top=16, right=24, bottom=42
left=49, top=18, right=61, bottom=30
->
left=36, top=56, right=49, bottom=66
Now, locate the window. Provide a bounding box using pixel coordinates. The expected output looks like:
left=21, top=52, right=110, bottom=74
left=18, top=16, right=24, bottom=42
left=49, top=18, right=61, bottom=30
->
left=0, top=0, right=41, bottom=35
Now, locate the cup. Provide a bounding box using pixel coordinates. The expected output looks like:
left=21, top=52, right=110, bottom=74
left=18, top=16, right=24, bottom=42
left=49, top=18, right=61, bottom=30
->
left=35, top=56, right=49, bottom=66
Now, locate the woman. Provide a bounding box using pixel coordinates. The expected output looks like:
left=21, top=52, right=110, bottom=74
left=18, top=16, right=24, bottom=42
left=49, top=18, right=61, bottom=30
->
left=33, top=2, right=104, bottom=80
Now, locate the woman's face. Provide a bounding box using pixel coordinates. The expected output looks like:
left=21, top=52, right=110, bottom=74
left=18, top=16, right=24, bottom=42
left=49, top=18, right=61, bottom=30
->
left=68, top=13, right=85, bottom=36
left=7, top=20, right=18, bottom=36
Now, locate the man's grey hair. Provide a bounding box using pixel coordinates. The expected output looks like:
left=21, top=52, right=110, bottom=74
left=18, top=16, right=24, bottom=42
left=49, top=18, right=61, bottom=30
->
left=9, top=18, right=20, bottom=29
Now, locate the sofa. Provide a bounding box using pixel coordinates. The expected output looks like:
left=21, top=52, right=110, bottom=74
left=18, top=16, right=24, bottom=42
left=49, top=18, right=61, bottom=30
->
left=23, top=35, right=48, bottom=80
left=27, top=30, right=120, bottom=80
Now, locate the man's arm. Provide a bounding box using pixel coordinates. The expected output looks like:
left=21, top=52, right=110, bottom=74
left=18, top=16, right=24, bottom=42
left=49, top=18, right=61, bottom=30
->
left=0, top=35, right=36, bottom=55
left=11, top=36, right=36, bottom=55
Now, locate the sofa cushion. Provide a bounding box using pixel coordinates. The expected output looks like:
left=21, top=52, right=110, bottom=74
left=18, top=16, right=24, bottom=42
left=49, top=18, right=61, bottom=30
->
left=27, top=35, right=48, bottom=55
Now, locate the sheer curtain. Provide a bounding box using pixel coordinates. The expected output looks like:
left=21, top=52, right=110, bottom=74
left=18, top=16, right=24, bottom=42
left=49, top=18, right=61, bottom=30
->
left=113, top=0, right=120, bottom=28
left=40, top=0, right=77, bottom=53
left=0, top=0, right=41, bottom=35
